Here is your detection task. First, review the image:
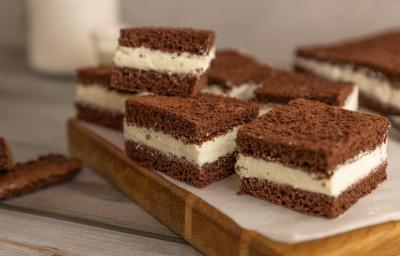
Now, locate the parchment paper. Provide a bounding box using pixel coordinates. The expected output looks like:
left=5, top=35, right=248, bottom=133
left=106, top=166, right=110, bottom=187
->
left=85, top=122, right=400, bottom=244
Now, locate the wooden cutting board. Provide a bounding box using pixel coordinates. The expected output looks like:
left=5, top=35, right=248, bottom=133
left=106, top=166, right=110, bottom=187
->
left=67, top=118, right=400, bottom=256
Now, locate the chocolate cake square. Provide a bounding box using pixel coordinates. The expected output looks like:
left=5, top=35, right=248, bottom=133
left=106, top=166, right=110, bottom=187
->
left=76, top=66, right=140, bottom=130
left=112, top=27, right=215, bottom=96
left=203, top=49, right=276, bottom=100
left=0, top=137, right=13, bottom=172
left=236, top=99, right=389, bottom=218
left=295, top=30, right=400, bottom=117
left=255, top=70, right=358, bottom=115
left=124, top=94, right=259, bottom=187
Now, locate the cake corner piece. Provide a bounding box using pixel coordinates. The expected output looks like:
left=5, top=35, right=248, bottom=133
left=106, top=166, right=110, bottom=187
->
left=236, top=99, right=389, bottom=218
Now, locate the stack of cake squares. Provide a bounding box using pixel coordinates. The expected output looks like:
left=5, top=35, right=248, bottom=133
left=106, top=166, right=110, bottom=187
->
left=74, top=27, right=391, bottom=219
left=75, top=28, right=216, bottom=130
left=111, top=28, right=261, bottom=187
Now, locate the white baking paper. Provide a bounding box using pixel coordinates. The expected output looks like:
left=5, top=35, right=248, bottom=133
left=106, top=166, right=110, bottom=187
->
left=84, top=122, right=400, bottom=244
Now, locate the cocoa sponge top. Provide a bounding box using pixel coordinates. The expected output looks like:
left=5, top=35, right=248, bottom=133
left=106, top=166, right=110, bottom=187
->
left=119, top=27, right=215, bottom=55
left=255, top=70, right=354, bottom=106
left=77, top=66, right=112, bottom=87
left=208, top=49, right=276, bottom=88
left=126, top=93, right=259, bottom=144
left=297, top=30, right=400, bottom=83
left=237, top=99, right=389, bottom=177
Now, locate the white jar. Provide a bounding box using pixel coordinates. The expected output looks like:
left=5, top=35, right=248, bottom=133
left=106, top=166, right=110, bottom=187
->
left=27, top=0, right=120, bottom=75
left=92, top=24, right=121, bottom=65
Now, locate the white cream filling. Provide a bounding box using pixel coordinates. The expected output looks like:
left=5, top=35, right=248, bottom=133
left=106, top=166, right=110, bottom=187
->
left=236, top=141, right=387, bottom=197
left=343, top=86, right=359, bottom=111
left=295, top=57, right=400, bottom=110
left=124, top=122, right=238, bottom=166
left=114, top=46, right=215, bottom=75
left=75, top=84, right=150, bottom=113
left=258, top=103, right=278, bottom=116
left=75, top=84, right=131, bottom=112
left=202, top=83, right=260, bottom=100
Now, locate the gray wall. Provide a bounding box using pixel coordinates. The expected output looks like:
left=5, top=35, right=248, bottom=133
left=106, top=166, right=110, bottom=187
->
left=0, top=0, right=25, bottom=49
left=1, top=0, right=400, bottom=66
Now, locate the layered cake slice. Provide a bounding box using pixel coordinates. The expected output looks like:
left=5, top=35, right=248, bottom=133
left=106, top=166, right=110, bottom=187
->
left=112, top=27, right=215, bottom=96
left=0, top=137, right=13, bottom=172
left=75, top=66, right=140, bottom=130
left=124, top=94, right=259, bottom=187
left=295, top=30, right=400, bottom=121
left=204, top=49, right=276, bottom=100
left=236, top=99, right=389, bottom=218
left=255, top=71, right=358, bottom=115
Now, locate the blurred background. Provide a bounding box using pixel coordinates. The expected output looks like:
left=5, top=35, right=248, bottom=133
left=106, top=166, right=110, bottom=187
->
left=1, top=0, right=400, bottom=72
left=0, top=2, right=399, bottom=254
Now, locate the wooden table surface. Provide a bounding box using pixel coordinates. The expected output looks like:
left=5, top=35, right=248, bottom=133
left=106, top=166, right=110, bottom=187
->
left=0, top=47, right=201, bottom=255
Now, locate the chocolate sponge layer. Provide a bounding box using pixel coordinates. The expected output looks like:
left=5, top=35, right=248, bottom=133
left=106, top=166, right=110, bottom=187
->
left=77, top=66, right=113, bottom=87
left=255, top=70, right=354, bottom=106
left=76, top=103, right=124, bottom=131
left=126, top=140, right=235, bottom=188
left=111, top=67, right=207, bottom=96
left=119, top=27, right=215, bottom=55
left=0, top=154, right=81, bottom=200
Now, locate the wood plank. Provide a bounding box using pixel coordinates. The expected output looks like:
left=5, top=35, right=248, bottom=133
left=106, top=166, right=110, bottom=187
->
left=0, top=80, right=74, bottom=154
left=0, top=207, right=200, bottom=256
left=1, top=137, right=179, bottom=238
left=68, top=118, right=400, bottom=256
left=256, top=221, right=400, bottom=256
left=0, top=69, right=182, bottom=241
left=5, top=168, right=179, bottom=238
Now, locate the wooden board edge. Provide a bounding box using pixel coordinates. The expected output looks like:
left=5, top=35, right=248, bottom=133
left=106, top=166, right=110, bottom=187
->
left=67, top=118, right=400, bottom=256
